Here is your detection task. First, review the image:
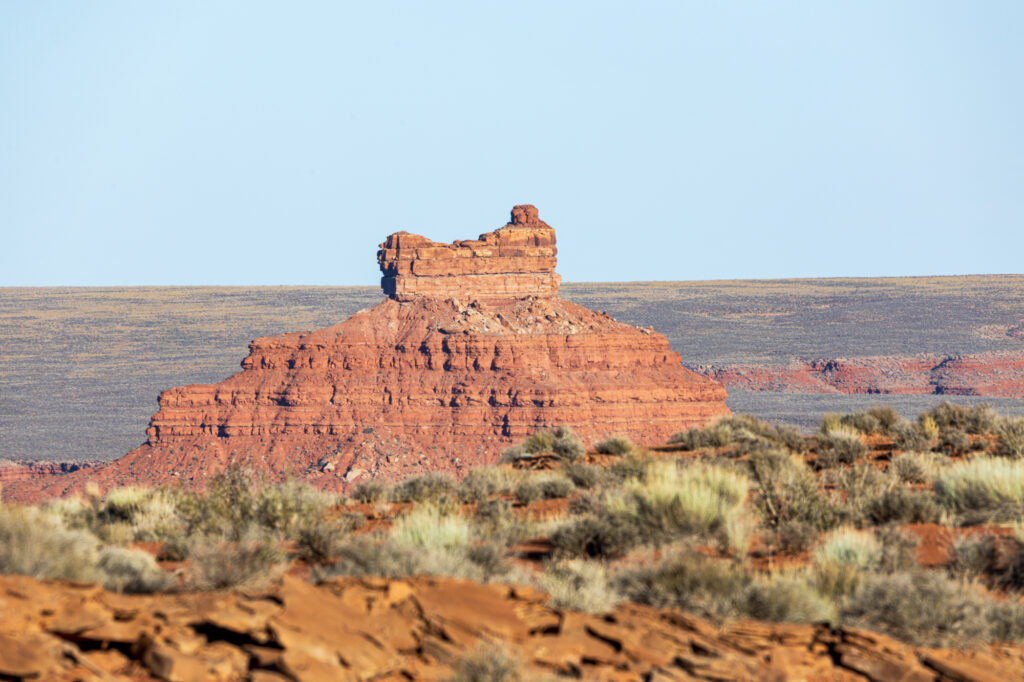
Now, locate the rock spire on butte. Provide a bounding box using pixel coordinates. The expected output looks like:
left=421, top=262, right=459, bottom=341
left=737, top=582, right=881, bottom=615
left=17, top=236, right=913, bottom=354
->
left=11, top=206, right=729, bottom=501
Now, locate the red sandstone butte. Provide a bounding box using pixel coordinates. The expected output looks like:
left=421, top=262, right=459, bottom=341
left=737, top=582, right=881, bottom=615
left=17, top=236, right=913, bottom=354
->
left=6, top=206, right=728, bottom=502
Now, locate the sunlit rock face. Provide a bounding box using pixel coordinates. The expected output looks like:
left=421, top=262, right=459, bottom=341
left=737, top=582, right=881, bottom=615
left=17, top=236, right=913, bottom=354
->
left=10, top=206, right=729, bottom=501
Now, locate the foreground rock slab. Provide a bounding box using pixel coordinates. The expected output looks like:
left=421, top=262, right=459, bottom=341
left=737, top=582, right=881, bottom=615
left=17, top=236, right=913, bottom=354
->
left=0, top=573, right=1022, bottom=681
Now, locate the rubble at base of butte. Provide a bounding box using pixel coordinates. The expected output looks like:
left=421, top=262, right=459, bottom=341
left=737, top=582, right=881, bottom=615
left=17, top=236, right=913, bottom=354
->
left=6, top=206, right=729, bottom=502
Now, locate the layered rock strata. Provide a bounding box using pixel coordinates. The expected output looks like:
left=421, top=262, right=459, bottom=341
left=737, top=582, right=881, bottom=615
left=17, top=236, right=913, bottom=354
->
left=7, top=206, right=728, bottom=500
left=700, top=351, right=1024, bottom=397
left=378, top=204, right=560, bottom=300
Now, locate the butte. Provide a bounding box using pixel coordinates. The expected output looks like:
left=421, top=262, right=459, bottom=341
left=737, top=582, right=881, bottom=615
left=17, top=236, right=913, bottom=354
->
left=10, top=206, right=729, bottom=500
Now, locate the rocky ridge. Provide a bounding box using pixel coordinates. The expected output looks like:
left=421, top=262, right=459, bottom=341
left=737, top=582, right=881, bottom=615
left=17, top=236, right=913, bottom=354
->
left=699, top=351, right=1024, bottom=398
left=2, top=572, right=1021, bottom=682
left=6, top=206, right=728, bottom=501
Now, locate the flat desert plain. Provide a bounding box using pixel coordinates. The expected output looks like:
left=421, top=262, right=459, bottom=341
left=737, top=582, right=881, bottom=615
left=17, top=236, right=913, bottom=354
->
left=2, top=275, right=1023, bottom=462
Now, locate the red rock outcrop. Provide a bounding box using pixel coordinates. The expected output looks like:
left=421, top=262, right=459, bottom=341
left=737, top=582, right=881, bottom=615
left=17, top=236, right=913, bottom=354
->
left=0, top=461, right=97, bottom=487
left=700, top=351, right=1024, bottom=397
left=6, top=206, right=728, bottom=501
left=379, top=204, right=561, bottom=300
left=5, top=572, right=1023, bottom=681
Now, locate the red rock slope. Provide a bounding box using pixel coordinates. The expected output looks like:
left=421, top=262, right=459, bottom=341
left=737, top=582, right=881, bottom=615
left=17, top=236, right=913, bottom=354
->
left=6, top=206, right=727, bottom=501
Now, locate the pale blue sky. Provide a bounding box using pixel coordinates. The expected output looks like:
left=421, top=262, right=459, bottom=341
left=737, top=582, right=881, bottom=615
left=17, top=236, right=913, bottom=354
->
left=2, top=2, right=1021, bottom=285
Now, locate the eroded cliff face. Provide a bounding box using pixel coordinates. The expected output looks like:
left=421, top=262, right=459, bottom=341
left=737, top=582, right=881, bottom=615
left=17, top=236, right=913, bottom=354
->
left=6, top=206, right=729, bottom=501
left=378, top=204, right=561, bottom=301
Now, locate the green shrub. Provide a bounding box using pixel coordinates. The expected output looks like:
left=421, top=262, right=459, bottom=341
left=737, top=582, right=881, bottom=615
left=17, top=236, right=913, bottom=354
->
left=501, top=426, right=585, bottom=463
left=815, top=528, right=881, bottom=568
left=775, top=519, right=820, bottom=553
left=253, top=479, right=337, bottom=537
left=950, top=535, right=1024, bottom=591
left=739, top=574, right=835, bottom=624
left=670, top=415, right=806, bottom=453
left=390, top=506, right=470, bottom=550
left=102, top=487, right=149, bottom=521
left=96, top=546, right=172, bottom=593
left=458, top=466, right=522, bottom=503
left=550, top=514, right=638, bottom=560
left=352, top=480, right=391, bottom=503
left=595, top=436, right=634, bottom=455
left=563, top=462, right=605, bottom=489
left=815, top=426, right=867, bottom=468
left=949, top=536, right=999, bottom=581
left=295, top=515, right=364, bottom=564
left=0, top=506, right=105, bottom=582
left=868, top=406, right=901, bottom=434
left=840, top=412, right=882, bottom=435
left=996, top=418, right=1024, bottom=459
left=926, top=402, right=999, bottom=435
left=166, top=468, right=335, bottom=541
left=513, top=480, right=542, bottom=506
left=607, top=455, right=647, bottom=484
left=550, top=426, right=586, bottom=461
left=866, top=487, right=943, bottom=525
left=536, top=560, right=622, bottom=613
left=939, top=428, right=971, bottom=456
left=392, top=472, right=457, bottom=503
left=0, top=506, right=171, bottom=592
left=842, top=571, right=1010, bottom=647
left=450, top=643, right=522, bottom=682
left=819, top=413, right=843, bottom=435
left=934, top=457, right=1024, bottom=517
left=890, top=451, right=940, bottom=484
left=831, top=464, right=892, bottom=524
left=625, top=460, right=751, bottom=551
left=748, top=450, right=839, bottom=535
left=615, top=551, right=752, bottom=620
left=873, top=525, right=920, bottom=573
left=464, top=542, right=512, bottom=580
left=891, top=420, right=932, bottom=452
left=537, top=473, right=575, bottom=499
left=813, top=561, right=864, bottom=602
left=186, top=533, right=286, bottom=590
left=471, top=499, right=532, bottom=547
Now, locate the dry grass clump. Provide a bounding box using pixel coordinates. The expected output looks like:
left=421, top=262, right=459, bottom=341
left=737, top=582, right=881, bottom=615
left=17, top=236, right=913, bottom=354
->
left=670, top=414, right=806, bottom=453
left=501, top=426, right=585, bottom=463
left=890, top=451, right=942, bottom=484
left=996, top=418, right=1024, bottom=459
left=450, top=642, right=523, bottom=682
left=0, top=506, right=169, bottom=592
left=536, top=559, right=622, bottom=613
left=934, top=457, right=1024, bottom=518
left=186, top=532, right=285, bottom=590
left=815, top=425, right=867, bottom=468
left=594, top=436, right=634, bottom=455
left=392, top=472, right=458, bottom=503
left=842, top=571, right=1024, bottom=647
left=925, top=402, right=999, bottom=435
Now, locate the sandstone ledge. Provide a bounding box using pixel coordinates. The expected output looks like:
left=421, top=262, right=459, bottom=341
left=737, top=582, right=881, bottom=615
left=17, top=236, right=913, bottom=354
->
left=0, top=573, right=1021, bottom=681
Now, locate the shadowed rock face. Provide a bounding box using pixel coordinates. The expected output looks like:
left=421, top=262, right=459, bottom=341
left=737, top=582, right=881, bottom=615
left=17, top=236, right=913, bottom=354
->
left=6, top=206, right=729, bottom=501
